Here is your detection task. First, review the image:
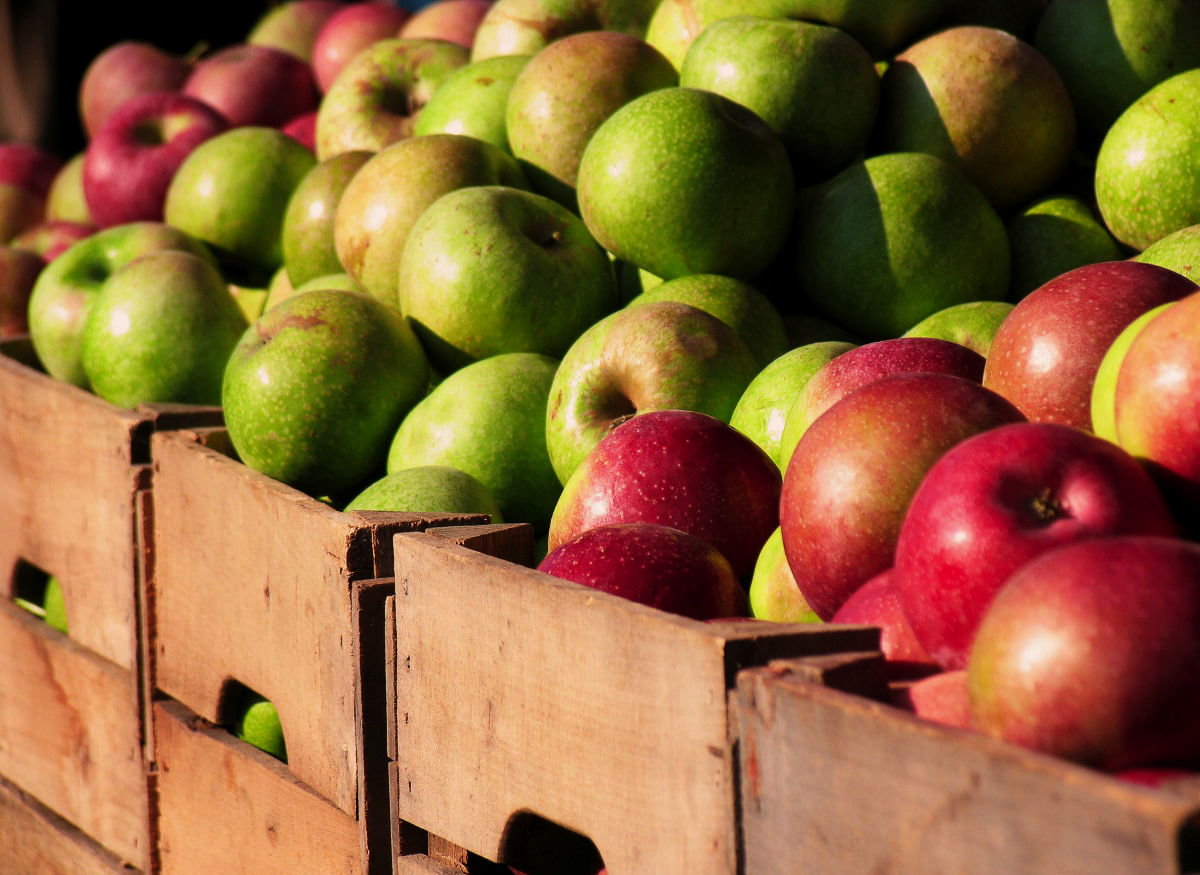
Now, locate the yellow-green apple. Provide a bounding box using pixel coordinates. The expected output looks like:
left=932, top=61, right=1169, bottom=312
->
left=0, top=246, right=46, bottom=337
left=281, top=149, right=372, bottom=289
left=222, top=288, right=430, bottom=501
left=539, top=521, right=750, bottom=620
left=412, top=54, right=532, bottom=151
left=11, top=219, right=96, bottom=262
left=547, top=408, right=782, bottom=579
left=232, top=691, right=288, bottom=761
left=733, top=339, right=856, bottom=471
left=164, top=126, right=317, bottom=286
left=45, top=153, right=94, bottom=225
left=27, top=221, right=215, bottom=388
left=982, top=260, right=1198, bottom=431
left=310, top=2, right=413, bottom=93
left=624, top=272, right=788, bottom=369
left=344, top=464, right=504, bottom=521
left=182, top=43, right=319, bottom=129
left=505, top=29, right=677, bottom=209
left=890, top=670, right=973, bottom=731
left=1090, top=302, right=1176, bottom=442
left=544, top=299, right=761, bottom=484
left=396, top=185, right=619, bottom=373
left=387, top=352, right=562, bottom=533
left=470, top=0, right=660, bottom=62
left=0, top=143, right=62, bottom=244
left=832, top=568, right=939, bottom=681
left=82, top=91, right=230, bottom=227
left=576, top=86, right=794, bottom=281
left=247, top=0, right=344, bottom=62
left=901, top=300, right=1014, bottom=358
left=779, top=371, right=1026, bottom=621
left=399, top=0, right=494, bottom=46
left=79, top=249, right=248, bottom=408
left=1095, top=69, right=1200, bottom=251
left=77, top=40, right=193, bottom=139
left=870, top=25, right=1076, bottom=214
left=790, top=152, right=1010, bottom=341
left=333, top=133, right=530, bottom=306
left=314, top=37, right=470, bottom=159
left=1134, top=223, right=1200, bottom=284
left=893, top=422, right=1178, bottom=671
left=748, top=526, right=820, bottom=623
left=1006, top=193, right=1125, bottom=300
left=967, top=535, right=1200, bottom=769
left=679, top=15, right=879, bottom=186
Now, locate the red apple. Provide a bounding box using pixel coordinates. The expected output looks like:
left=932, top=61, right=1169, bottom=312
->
left=78, top=41, right=193, bottom=139
left=967, top=535, right=1200, bottom=770
left=11, top=220, right=96, bottom=262
left=982, top=260, right=1198, bottom=431
left=890, top=670, right=973, bottom=731
left=282, top=111, right=319, bottom=152
left=311, top=1, right=413, bottom=93
left=831, top=568, right=939, bottom=681
left=893, top=421, right=1178, bottom=671
left=398, top=0, right=493, bottom=48
left=780, top=372, right=1026, bottom=622
left=548, top=409, right=782, bottom=581
left=82, top=91, right=230, bottom=227
left=0, top=142, right=63, bottom=198
left=538, top=522, right=750, bottom=621
left=0, top=246, right=46, bottom=337
left=182, top=43, right=319, bottom=129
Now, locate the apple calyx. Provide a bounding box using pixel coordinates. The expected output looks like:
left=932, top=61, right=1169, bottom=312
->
left=1026, top=486, right=1067, bottom=525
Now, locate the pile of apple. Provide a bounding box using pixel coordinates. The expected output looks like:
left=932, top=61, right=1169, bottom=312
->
left=7, top=0, right=1200, bottom=790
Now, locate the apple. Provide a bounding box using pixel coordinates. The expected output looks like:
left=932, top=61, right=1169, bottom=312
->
left=547, top=409, right=782, bottom=580
left=967, top=535, right=1200, bottom=770
left=232, top=691, right=288, bottom=762
left=412, top=54, right=532, bottom=151
left=544, top=299, right=762, bottom=485
left=0, top=184, right=47, bottom=247
left=399, top=0, right=494, bottom=47
left=281, top=149, right=372, bottom=289
left=505, top=29, right=677, bottom=209
left=11, top=219, right=96, bottom=262
left=731, top=339, right=857, bottom=471
left=0, top=246, right=46, bottom=337
left=247, top=0, right=345, bottom=62
left=182, top=43, right=319, bottom=129
left=831, top=569, right=939, bottom=681
left=538, top=521, right=750, bottom=621
left=679, top=15, right=880, bottom=186
left=82, top=91, right=230, bottom=228
left=890, top=670, right=973, bottom=731
left=387, top=352, right=562, bottom=533
left=576, top=86, right=794, bottom=282
left=311, top=1, right=413, bottom=93
left=1134, top=223, right=1200, bottom=285
left=77, top=40, right=192, bottom=138
left=281, top=110, right=319, bottom=152
left=44, top=152, right=94, bottom=225
left=79, top=249, right=248, bottom=408
left=893, top=421, right=1179, bottom=671
left=314, top=37, right=471, bottom=160
left=1006, top=193, right=1125, bottom=301
left=1095, top=69, right=1200, bottom=252
left=164, top=126, right=317, bottom=286
left=222, top=288, right=430, bottom=501
left=981, top=260, right=1198, bottom=432
left=469, top=0, right=661, bottom=62
left=901, top=300, right=1014, bottom=358
left=748, top=526, right=820, bottom=624
left=0, top=142, right=63, bottom=245
left=27, top=221, right=215, bottom=388
left=397, top=185, right=619, bottom=373
left=1090, top=302, right=1176, bottom=443
left=344, top=464, right=504, bottom=521
left=333, top=133, right=530, bottom=306
left=779, top=371, right=1026, bottom=621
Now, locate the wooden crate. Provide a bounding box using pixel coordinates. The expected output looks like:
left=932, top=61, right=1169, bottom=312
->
left=385, top=528, right=879, bottom=875
left=148, top=428, right=494, bottom=874
left=734, top=654, right=1200, bottom=875
left=0, top=772, right=142, bottom=875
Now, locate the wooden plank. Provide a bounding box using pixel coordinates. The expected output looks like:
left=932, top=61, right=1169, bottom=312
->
left=153, top=696, right=362, bottom=875
left=0, top=773, right=141, bottom=875
left=0, top=598, right=149, bottom=869
left=735, top=658, right=1200, bottom=875
left=389, top=531, right=877, bottom=875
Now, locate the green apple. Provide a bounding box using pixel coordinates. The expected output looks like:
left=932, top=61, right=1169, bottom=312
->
left=27, top=221, right=215, bottom=388
left=1090, top=301, right=1177, bottom=442
left=42, top=576, right=68, bottom=635
left=80, top=249, right=248, bottom=408
left=222, top=288, right=430, bottom=501
left=506, top=30, right=677, bottom=209
left=1006, top=193, right=1127, bottom=299
left=470, top=0, right=662, bottom=62
left=282, top=150, right=372, bottom=289
left=344, top=464, right=504, bottom=522
left=1134, top=224, right=1200, bottom=284
left=45, top=152, right=93, bottom=225
left=545, top=299, right=762, bottom=484
left=315, top=38, right=471, bottom=160
left=1096, top=69, right=1200, bottom=252
left=413, top=54, right=533, bottom=152
left=749, top=527, right=820, bottom=623
left=576, top=86, right=794, bottom=281
left=247, top=0, right=343, bottom=62
left=233, top=692, right=287, bottom=762
left=679, top=15, right=879, bottom=186
left=164, top=126, right=316, bottom=286
left=397, top=185, right=619, bottom=374
left=730, top=339, right=856, bottom=470
left=333, top=133, right=531, bottom=307
left=227, top=274, right=274, bottom=324
left=902, top=300, right=1015, bottom=358
left=625, top=273, right=788, bottom=369
left=387, top=352, right=562, bottom=533
left=790, top=151, right=1010, bottom=341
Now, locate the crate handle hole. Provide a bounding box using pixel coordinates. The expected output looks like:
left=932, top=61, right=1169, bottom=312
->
left=499, top=811, right=606, bottom=875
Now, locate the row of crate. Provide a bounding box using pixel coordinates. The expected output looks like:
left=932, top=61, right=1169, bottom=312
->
left=2, top=335, right=1199, bottom=875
